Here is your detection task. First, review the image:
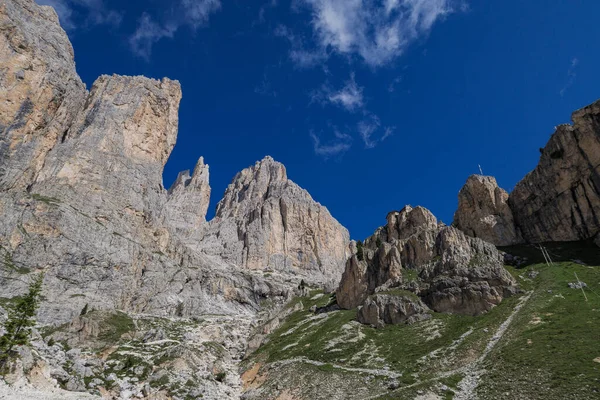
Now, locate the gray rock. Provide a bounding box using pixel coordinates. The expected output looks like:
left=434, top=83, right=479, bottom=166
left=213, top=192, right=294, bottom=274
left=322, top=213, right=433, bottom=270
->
left=196, top=156, right=350, bottom=289
left=509, top=102, right=600, bottom=243
left=453, top=175, right=522, bottom=246
left=568, top=281, right=587, bottom=289
left=337, top=205, right=517, bottom=317
left=357, top=293, right=430, bottom=328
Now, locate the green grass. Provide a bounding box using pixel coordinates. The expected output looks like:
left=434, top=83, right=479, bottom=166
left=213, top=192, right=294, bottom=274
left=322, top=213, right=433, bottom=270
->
left=374, top=289, right=421, bottom=300
left=31, top=193, right=61, bottom=205
left=477, top=260, right=600, bottom=399
left=247, top=241, right=600, bottom=399
left=97, top=311, right=135, bottom=342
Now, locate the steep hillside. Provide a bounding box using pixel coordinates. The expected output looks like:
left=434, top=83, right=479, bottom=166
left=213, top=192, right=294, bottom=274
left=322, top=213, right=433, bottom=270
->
left=241, top=243, right=600, bottom=399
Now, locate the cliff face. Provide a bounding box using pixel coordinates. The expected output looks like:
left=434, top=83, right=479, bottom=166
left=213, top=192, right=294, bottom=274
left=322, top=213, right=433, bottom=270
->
left=197, top=156, right=351, bottom=289
left=509, top=102, right=600, bottom=243
left=453, top=175, right=522, bottom=246
left=454, top=101, right=600, bottom=247
left=0, top=0, right=87, bottom=190
left=336, top=205, right=517, bottom=322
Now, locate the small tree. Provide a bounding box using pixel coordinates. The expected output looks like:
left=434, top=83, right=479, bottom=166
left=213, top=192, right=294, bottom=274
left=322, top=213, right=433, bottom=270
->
left=80, top=303, right=89, bottom=316
left=356, top=241, right=364, bottom=261
left=376, top=237, right=383, bottom=248
left=0, top=273, right=44, bottom=369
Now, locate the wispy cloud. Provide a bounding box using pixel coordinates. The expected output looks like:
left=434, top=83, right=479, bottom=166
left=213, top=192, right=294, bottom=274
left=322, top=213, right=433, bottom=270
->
left=560, top=57, right=579, bottom=97
left=255, top=0, right=279, bottom=25
left=129, top=14, right=177, bottom=61
left=310, top=128, right=353, bottom=157
left=275, top=24, right=328, bottom=68
left=358, top=114, right=394, bottom=148
left=254, top=72, right=278, bottom=97
left=283, top=0, right=457, bottom=68
left=36, top=0, right=122, bottom=30
left=129, top=0, right=221, bottom=60
left=311, top=73, right=364, bottom=111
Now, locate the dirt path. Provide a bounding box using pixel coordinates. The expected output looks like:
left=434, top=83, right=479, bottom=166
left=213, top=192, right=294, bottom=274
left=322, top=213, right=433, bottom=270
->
left=272, top=356, right=403, bottom=379
left=452, top=291, right=532, bottom=400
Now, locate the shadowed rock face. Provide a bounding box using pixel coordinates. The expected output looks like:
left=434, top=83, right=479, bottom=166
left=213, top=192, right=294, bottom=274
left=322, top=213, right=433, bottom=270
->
left=196, top=156, right=351, bottom=289
left=509, top=102, right=600, bottom=243
left=337, top=206, right=517, bottom=319
left=453, top=101, right=600, bottom=247
left=454, top=175, right=522, bottom=246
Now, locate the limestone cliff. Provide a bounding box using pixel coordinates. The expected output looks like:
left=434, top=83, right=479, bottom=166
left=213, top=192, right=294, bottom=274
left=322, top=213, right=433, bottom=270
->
left=510, top=102, right=600, bottom=243
left=197, top=156, right=351, bottom=289
left=454, top=101, right=600, bottom=247
left=163, top=156, right=211, bottom=238
left=0, top=0, right=87, bottom=190
left=337, top=205, right=516, bottom=321
left=453, top=175, right=521, bottom=246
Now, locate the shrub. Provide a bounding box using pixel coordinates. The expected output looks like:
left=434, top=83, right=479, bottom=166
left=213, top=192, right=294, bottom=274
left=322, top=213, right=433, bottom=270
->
left=356, top=241, right=364, bottom=261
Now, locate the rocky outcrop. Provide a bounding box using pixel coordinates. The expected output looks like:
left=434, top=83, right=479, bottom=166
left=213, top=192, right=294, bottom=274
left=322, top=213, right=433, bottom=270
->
left=453, top=175, right=521, bottom=246
left=357, top=293, right=431, bottom=328
left=163, top=156, right=211, bottom=238
left=454, top=101, right=600, bottom=247
left=197, top=156, right=350, bottom=289
left=0, top=0, right=87, bottom=190
left=337, top=206, right=516, bottom=319
left=509, top=103, right=600, bottom=243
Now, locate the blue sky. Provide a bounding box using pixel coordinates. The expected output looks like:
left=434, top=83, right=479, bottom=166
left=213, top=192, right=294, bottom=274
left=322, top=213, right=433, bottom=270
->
left=36, top=0, right=600, bottom=240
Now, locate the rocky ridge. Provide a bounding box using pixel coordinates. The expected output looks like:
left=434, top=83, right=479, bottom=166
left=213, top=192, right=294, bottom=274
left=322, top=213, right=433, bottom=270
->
left=454, top=101, right=600, bottom=247
left=0, top=1, right=349, bottom=398
left=195, top=156, right=350, bottom=290
left=1, top=0, right=598, bottom=399
left=336, top=205, right=517, bottom=326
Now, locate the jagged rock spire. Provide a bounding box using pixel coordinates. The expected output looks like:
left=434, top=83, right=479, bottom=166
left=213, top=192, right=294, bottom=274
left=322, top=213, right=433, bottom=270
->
left=164, top=156, right=211, bottom=237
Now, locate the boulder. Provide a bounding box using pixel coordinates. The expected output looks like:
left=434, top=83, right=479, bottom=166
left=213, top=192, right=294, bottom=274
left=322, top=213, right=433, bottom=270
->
left=357, top=293, right=431, bottom=328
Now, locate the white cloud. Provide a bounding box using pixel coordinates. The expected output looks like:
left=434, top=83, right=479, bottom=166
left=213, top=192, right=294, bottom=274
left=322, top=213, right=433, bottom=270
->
left=357, top=114, right=394, bottom=148
left=129, top=14, right=177, bottom=61
left=358, top=114, right=381, bottom=148
left=310, top=129, right=353, bottom=157
left=328, top=75, right=364, bottom=111
left=129, top=0, right=222, bottom=60
left=275, top=24, right=328, bottom=68
left=311, top=74, right=364, bottom=111
left=36, top=0, right=122, bottom=30
left=287, top=0, right=456, bottom=67
left=560, top=57, right=579, bottom=97
left=181, top=0, right=222, bottom=28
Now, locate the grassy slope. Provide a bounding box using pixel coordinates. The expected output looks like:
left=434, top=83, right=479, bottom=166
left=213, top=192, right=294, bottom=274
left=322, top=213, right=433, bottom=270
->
left=244, top=243, right=600, bottom=400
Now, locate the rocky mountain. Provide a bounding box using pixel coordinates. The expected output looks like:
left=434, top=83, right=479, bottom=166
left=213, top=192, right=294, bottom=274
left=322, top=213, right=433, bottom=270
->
left=454, top=102, right=600, bottom=247
left=0, top=1, right=349, bottom=397
left=1, top=1, right=599, bottom=400
left=195, top=156, right=350, bottom=290
left=336, top=205, right=517, bottom=326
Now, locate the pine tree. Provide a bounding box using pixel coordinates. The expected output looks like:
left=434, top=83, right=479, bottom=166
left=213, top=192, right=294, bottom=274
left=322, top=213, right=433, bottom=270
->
left=0, top=273, right=44, bottom=368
